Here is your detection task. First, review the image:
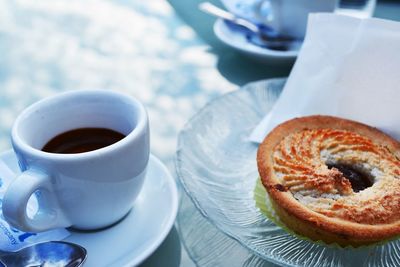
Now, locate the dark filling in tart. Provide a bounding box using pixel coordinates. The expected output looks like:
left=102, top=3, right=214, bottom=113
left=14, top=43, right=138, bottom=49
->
left=327, top=163, right=373, bottom=192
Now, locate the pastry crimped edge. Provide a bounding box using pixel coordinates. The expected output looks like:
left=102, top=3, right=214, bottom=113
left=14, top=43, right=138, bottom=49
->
left=257, top=115, right=400, bottom=247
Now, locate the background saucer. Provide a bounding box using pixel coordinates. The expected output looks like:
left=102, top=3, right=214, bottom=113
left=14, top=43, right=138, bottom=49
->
left=213, top=19, right=299, bottom=63
left=176, top=78, right=400, bottom=267
left=213, top=0, right=376, bottom=65
left=2, top=151, right=178, bottom=267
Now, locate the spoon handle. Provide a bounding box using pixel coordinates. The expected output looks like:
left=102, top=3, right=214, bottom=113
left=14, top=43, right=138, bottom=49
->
left=199, top=2, right=259, bottom=33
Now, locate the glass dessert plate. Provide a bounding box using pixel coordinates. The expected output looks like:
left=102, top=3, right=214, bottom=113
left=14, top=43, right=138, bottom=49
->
left=175, top=78, right=400, bottom=267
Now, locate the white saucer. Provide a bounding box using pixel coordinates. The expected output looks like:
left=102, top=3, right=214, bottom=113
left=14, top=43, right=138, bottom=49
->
left=0, top=150, right=178, bottom=267
left=213, top=2, right=375, bottom=64
left=213, top=19, right=299, bottom=63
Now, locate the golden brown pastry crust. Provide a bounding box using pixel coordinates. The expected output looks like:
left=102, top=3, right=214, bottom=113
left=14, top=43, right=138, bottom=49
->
left=257, top=115, right=400, bottom=247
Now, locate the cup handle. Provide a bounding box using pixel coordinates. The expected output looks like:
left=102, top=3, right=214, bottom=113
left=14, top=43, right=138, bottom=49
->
left=2, top=169, right=70, bottom=232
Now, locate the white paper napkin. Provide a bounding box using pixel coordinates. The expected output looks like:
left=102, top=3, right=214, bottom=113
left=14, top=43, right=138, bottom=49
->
left=250, top=13, right=400, bottom=143
left=0, top=161, right=70, bottom=252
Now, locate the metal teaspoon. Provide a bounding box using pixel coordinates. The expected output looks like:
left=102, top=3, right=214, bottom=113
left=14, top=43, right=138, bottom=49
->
left=0, top=241, right=87, bottom=267
left=199, top=2, right=300, bottom=51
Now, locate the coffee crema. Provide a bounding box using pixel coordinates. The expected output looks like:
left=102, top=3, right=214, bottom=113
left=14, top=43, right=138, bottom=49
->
left=42, top=128, right=125, bottom=154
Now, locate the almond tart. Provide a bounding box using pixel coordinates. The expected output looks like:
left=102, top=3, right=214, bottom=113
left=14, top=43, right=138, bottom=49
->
left=257, top=115, right=400, bottom=247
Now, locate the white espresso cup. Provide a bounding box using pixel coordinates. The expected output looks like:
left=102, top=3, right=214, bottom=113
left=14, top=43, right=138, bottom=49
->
left=2, top=90, right=150, bottom=232
left=255, top=0, right=376, bottom=39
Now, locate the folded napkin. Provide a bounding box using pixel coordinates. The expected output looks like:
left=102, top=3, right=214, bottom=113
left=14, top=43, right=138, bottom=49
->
left=250, top=13, right=400, bottom=143
left=0, top=161, right=70, bottom=252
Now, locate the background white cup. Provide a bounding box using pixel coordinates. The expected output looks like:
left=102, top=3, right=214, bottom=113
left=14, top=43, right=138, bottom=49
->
left=3, top=90, right=150, bottom=232
left=255, top=0, right=376, bottom=39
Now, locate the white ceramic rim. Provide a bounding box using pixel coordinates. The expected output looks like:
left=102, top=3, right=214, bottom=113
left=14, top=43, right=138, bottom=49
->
left=11, top=89, right=148, bottom=162
left=121, top=154, right=179, bottom=267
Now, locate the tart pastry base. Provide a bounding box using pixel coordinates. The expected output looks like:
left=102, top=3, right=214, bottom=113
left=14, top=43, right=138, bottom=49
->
left=257, top=116, right=400, bottom=247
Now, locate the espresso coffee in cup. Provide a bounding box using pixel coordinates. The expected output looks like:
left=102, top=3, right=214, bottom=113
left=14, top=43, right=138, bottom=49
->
left=42, top=128, right=126, bottom=154
left=2, top=90, right=150, bottom=232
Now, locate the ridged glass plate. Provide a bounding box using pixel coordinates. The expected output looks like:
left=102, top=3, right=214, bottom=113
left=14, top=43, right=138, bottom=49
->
left=176, top=78, right=400, bottom=267
left=178, top=186, right=279, bottom=267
